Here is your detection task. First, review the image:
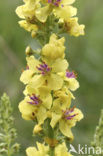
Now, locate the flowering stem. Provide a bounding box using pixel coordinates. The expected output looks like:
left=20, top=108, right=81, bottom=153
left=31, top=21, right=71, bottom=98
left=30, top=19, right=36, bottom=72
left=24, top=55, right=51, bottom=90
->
left=0, top=93, right=20, bottom=156
left=15, top=0, right=85, bottom=155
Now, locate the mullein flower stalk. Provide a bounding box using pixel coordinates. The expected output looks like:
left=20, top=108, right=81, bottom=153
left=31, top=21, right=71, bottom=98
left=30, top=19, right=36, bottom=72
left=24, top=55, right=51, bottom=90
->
left=0, top=93, right=20, bottom=156
left=16, top=0, right=85, bottom=155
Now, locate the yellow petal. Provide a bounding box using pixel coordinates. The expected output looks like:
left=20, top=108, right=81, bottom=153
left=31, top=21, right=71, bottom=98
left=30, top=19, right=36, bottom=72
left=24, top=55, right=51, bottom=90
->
left=49, top=33, right=58, bottom=43
left=66, top=78, right=79, bottom=91
left=68, top=108, right=84, bottom=127
left=35, top=5, right=52, bottom=23
left=26, top=56, right=40, bottom=72
left=54, top=90, right=71, bottom=109
left=47, top=74, right=63, bottom=90
left=42, top=94, right=52, bottom=109
left=61, top=0, right=75, bottom=5
left=55, top=142, right=70, bottom=156
left=20, top=70, right=33, bottom=84
left=33, top=124, right=42, bottom=134
left=22, top=1, right=40, bottom=19
left=36, top=106, right=47, bottom=124
left=50, top=112, right=61, bottom=128
left=37, top=142, right=49, bottom=154
left=52, top=98, right=62, bottom=112
left=38, top=86, right=51, bottom=98
left=26, top=142, right=49, bottom=156
left=19, top=20, right=38, bottom=32
left=42, top=34, right=65, bottom=60
left=59, top=119, right=73, bottom=140
left=23, top=85, right=37, bottom=96
left=30, top=75, right=45, bottom=89
left=26, top=147, right=37, bottom=156
left=54, top=6, right=77, bottom=20
left=52, top=59, right=68, bottom=73
left=19, top=97, right=36, bottom=120
left=52, top=99, right=62, bottom=113
left=16, top=6, right=25, bottom=18
left=22, top=114, right=33, bottom=120
left=66, top=17, right=85, bottom=37
left=74, top=108, right=84, bottom=121
left=49, top=33, right=65, bottom=45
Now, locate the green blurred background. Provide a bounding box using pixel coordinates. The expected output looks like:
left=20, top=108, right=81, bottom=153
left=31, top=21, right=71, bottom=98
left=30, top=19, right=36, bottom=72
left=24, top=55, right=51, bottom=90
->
left=0, top=0, right=103, bottom=155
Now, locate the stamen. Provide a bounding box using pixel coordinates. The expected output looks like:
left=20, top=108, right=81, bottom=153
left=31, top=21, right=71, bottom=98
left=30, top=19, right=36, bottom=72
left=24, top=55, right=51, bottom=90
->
left=63, top=107, right=78, bottom=120
left=66, top=70, right=77, bottom=78
left=61, top=4, right=64, bottom=7
left=37, top=62, right=51, bottom=75
left=26, top=66, right=29, bottom=70
left=66, top=114, right=77, bottom=120
left=48, top=0, right=52, bottom=3
left=47, top=0, right=61, bottom=7
left=28, top=94, right=41, bottom=106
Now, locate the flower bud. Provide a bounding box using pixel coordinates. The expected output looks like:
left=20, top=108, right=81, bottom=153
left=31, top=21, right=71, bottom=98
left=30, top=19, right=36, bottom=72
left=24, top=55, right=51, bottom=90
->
left=33, top=124, right=42, bottom=134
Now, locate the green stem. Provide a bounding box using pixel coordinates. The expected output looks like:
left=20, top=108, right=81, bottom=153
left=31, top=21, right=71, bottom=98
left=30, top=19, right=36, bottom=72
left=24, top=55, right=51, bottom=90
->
left=7, top=146, right=11, bottom=156
left=47, top=119, right=55, bottom=156
left=47, top=119, right=54, bottom=139
left=7, top=137, right=12, bottom=156
left=50, top=147, right=55, bottom=156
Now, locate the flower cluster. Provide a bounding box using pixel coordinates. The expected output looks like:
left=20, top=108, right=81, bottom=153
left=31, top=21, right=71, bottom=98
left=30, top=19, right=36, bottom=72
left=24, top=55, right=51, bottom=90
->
left=16, top=0, right=85, bottom=37
left=16, top=0, right=85, bottom=155
left=19, top=34, right=83, bottom=155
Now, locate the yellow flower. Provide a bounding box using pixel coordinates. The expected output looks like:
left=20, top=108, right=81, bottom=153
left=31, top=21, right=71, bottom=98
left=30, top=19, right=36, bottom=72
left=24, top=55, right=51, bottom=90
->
left=16, top=0, right=40, bottom=33
left=42, top=34, right=65, bottom=60
left=20, top=55, right=68, bottom=90
left=53, top=1, right=77, bottom=20
left=55, top=142, right=73, bottom=156
left=59, top=107, right=83, bottom=140
left=20, top=56, right=40, bottom=84
left=35, top=0, right=77, bottom=22
left=26, top=142, right=49, bottom=156
left=65, top=17, right=85, bottom=37
left=64, top=70, right=79, bottom=91
left=53, top=87, right=73, bottom=109
left=16, top=0, right=40, bottom=20
left=50, top=100, right=83, bottom=140
left=19, top=85, right=52, bottom=124
left=26, top=142, right=72, bottom=156
left=18, top=20, right=38, bottom=33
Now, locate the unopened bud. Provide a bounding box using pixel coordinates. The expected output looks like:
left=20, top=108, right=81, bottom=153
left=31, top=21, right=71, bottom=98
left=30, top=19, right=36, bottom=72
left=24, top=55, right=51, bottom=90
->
left=25, top=46, right=33, bottom=56
left=31, top=31, right=36, bottom=38
left=33, top=124, right=42, bottom=134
